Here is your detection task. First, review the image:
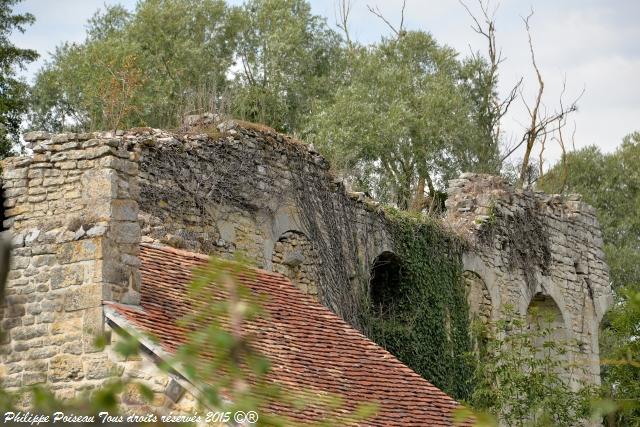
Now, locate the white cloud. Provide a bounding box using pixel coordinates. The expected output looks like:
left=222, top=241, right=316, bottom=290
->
left=331, top=0, right=640, bottom=164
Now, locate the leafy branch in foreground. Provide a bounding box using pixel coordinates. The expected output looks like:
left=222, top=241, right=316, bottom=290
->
left=466, top=305, right=595, bottom=427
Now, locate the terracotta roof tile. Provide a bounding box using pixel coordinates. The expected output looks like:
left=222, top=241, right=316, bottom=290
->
left=106, top=244, right=469, bottom=426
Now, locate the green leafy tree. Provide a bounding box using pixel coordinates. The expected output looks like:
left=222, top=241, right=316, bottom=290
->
left=231, top=0, right=343, bottom=133
left=0, top=0, right=38, bottom=157
left=29, top=36, right=143, bottom=132
left=457, top=56, right=504, bottom=175
left=305, top=31, right=486, bottom=211
left=29, top=0, right=242, bottom=131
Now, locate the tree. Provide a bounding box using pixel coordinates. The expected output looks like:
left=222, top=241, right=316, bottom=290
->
left=459, top=0, right=521, bottom=175
left=459, top=2, right=582, bottom=188
left=511, top=11, right=581, bottom=188
left=231, top=0, right=343, bottom=133
left=0, top=0, right=38, bottom=157
left=29, top=0, right=241, bottom=132
left=305, top=30, right=483, bottom=212
left=599, top=288, right=640, bottom=426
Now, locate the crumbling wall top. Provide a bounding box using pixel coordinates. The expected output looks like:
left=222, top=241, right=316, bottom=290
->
left=444, top=172, right=598, bottom=242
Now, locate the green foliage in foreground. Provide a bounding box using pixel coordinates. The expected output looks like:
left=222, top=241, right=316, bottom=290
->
left=361, top=209, right=475, bottom=400
left=0, top=256, right=377, bottom=426
left=599, top=288, right=640, bottom=426
left=468, top=305, right=596, bottom=427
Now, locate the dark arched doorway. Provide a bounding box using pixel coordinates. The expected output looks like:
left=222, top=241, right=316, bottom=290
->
left=369, top=251, right=402, bottom=316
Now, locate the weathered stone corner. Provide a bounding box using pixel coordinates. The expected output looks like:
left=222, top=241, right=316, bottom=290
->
left=0, top=131, right=141, bottom=394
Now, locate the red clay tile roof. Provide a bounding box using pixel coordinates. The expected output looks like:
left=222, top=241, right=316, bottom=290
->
left=107, top=244, right=466, bottom=426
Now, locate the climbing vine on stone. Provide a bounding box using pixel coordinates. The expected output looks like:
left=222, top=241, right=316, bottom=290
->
left=360, top=209, right=475, bottom=400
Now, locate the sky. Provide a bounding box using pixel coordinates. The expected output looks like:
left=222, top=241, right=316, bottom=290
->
left=10, top=0, right=640, bottom=167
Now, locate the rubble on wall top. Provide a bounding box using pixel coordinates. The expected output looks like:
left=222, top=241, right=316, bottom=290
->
left=21, top=113, right=318, bottom=156
left=15, top=115, right=386, bottom=217
left=444, top=172, right=598, bottom=242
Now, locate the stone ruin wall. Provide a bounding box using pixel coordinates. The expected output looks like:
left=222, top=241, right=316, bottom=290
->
left=0, top=121, right=613, bottom=402
left=0, top=123, right=395, bottom=400
left=0, top=132, right=143, bottom=399
left=0, top=130, right=236, bottom=410
left=134, top=120, right=393, bottom=320
left=446, top=173, right=613, bottom=386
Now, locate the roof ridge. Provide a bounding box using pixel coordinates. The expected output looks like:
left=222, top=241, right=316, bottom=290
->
left=139, top=243, right=290, bottom=279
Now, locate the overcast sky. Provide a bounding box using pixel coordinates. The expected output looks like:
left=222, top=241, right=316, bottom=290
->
left=11, top=0, right=640, bottom=166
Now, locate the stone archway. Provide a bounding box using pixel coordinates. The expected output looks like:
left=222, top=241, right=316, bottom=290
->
left=463, top=270, right=492, bottom=324
left=369, top=251, right=402, bottom=316
left=527, top=293, right=568, bottom=358
left=271, top=230, right=320, bottom=299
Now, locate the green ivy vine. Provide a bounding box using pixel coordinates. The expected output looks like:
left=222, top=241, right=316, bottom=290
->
left=360, top=208, right=475, bottom=400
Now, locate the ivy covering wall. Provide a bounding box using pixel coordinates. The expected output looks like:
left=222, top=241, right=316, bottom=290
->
left=361, top=209, right=475, bottom=400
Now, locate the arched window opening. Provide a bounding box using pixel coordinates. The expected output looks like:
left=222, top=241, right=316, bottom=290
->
left=370, top=251, right=402, bottom=315
left=527, top=293, right=567, bottom=358
left=463, top=270, right=492, bottom=324
left=271, top=230, right=320, bottom=299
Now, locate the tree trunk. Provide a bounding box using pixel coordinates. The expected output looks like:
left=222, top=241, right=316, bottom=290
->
left=409, top=173, right=435, bottom=213
left=518, top=136, right=535, bottom=188
left=409, top=176, right=426, bottom=213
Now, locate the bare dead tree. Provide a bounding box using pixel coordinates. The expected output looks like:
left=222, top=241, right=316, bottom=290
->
left=459, top=0, right=522, bottom=167
left=367, top=0, right=406, bottom=37
left=497, top=10, right=584, bottom=188
left=538, top=130, right=547, bottom=179
left=336, top=0, right=355, bottom=47
left=550, top=116, right=576, bottom=193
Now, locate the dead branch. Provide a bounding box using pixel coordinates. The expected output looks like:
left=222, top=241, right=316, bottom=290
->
left=513, top=11, right=583, bottom=188
left=336, top=0, right=354, bottom=47
left=517, top=9, right=544, bottom=188
left=538, top=131, right=547, bottom=179
left=367, top=0, right=406, bottom=37
left=459, top=0, right=522, bottom=158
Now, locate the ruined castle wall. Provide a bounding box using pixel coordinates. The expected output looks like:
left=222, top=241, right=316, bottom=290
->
left=445, top=173, right=613, bottom=386
left=134, top=123, right=393, bottom=321
left=0, top=125, right=394, bottom=400
left=0, top=132, right=140, bottom=397
left=0, top=125, right=613, bottom=397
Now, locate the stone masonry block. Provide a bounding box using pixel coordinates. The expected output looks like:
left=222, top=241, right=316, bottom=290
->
left=48, top=354, right=84, bottom=382
left=63, top=284, right=101, bottom=312
left=56, top=239, right=102, bottom=264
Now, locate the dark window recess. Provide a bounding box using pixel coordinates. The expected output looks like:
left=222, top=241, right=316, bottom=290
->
left=370, top=251, right=403, bottom=314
